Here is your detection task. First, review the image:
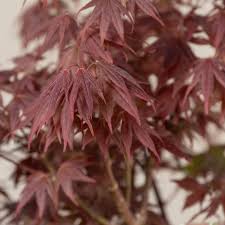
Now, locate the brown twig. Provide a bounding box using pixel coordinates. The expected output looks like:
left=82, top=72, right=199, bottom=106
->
left=126, top=160, right=132, bottom=206
left=138, top=159, right=152, bottom=225
left=104, top=153, right=138, bottom=225
left=0, top=153, right=35, bottom=173
left=152, top=178, right=170, bottom=225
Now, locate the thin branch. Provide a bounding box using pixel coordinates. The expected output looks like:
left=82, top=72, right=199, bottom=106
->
left=104, top=153, right=138, bottom=225
left=0, top=153, right=35, bottom=173
left=76, top=197, right=111, bottom=225
left=137, top=159, right=152, bottom=225
left=125, top=160, right=132, bottom=206
left=152, top=178, right=170, bottom=225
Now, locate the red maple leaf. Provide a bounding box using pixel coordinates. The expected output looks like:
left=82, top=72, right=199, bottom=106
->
left=205, top=11, right=225, bottom=48
left=16, top=172, right=56, bottom=219
left=56, top=158, right=95, bottom=204
left=127, top=0, right=163, bottom=24
left=175, top=177, right=208, bottom=209
left=115, top=116, right=161, bottom=161
left=79, top=31, right=113, bottom=64
left=79, top=0, right=132, bottom=43
left=20, top=3, right=54, bottom=46
left=39, top=13, right=78, bottom=53
left=95, top=61, right=153, bottom=125
left=177, top=58, right=225, bottom=114
left=24, top=66, right=104, bottom=150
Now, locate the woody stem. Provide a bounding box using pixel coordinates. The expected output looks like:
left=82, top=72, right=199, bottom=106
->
left=126, top=160, right=132, bottom=206
left=104, top=152, right=138, bottom=225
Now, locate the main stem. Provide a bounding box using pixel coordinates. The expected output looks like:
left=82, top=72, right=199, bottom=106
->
left=104, top=153, right=138, bottom=225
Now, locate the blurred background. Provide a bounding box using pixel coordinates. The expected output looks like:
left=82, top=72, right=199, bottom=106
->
left=0, top=1, right=224, bottom=225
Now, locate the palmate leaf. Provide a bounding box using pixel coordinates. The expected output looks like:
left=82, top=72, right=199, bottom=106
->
left=16, top=172, right=56, bottom=219
left=20, top=3, right=77, bottom=53
left=96, top=61, right=153, bottom=126
left=82, top=117, right=160, bottom=161
left=175, top=177, right=202, bottom=191
left=79, top=0, right=162, bottom=43
left=79, top=31, right=113, bottom=64
left=79, top=0, right=132, bottom=43
left=144, top=36, right=195, bottom=88
left=39, top=13, right=78, bottom=53
left=132, top=120, right=160, bottom=160
left=155, top=85, right=189, bottom=119
left=81, top=126, right=108, bottom=157
left=184, top=190, right=207, bottom=209
left=177, top=58, right=225, bottom=114
left=20, top=61, right=152, bottom=152
left=56, top=159, right=95, bottom=204
left=115, top=116, right=161, bottom=161
left=23, top=66, right=105, bottom=150
left=205, top=11, right=225, bottom=48
left=127, top=0, right=163, bottom=24
left=20, top=2, right=53, bottom=46
left=153, top=135, right=191, bottom=160
left=175, top=177, right=207, bottom=209
left=178, top=148, right=225, bottom=218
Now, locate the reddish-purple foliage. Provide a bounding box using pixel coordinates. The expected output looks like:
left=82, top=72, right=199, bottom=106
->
left=1, top=1, right=225, bottom=225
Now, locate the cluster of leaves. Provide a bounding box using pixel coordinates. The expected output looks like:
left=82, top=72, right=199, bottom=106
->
left=176, top=146, right=225, bottom=221
left=1, top=0, right=225, bottom=225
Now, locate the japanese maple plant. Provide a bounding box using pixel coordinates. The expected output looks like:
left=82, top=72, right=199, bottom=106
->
left=1, top=0, right=225, bottom=224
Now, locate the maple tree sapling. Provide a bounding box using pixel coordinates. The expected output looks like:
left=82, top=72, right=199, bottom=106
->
left=1, top=0, right=225, bottom=225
